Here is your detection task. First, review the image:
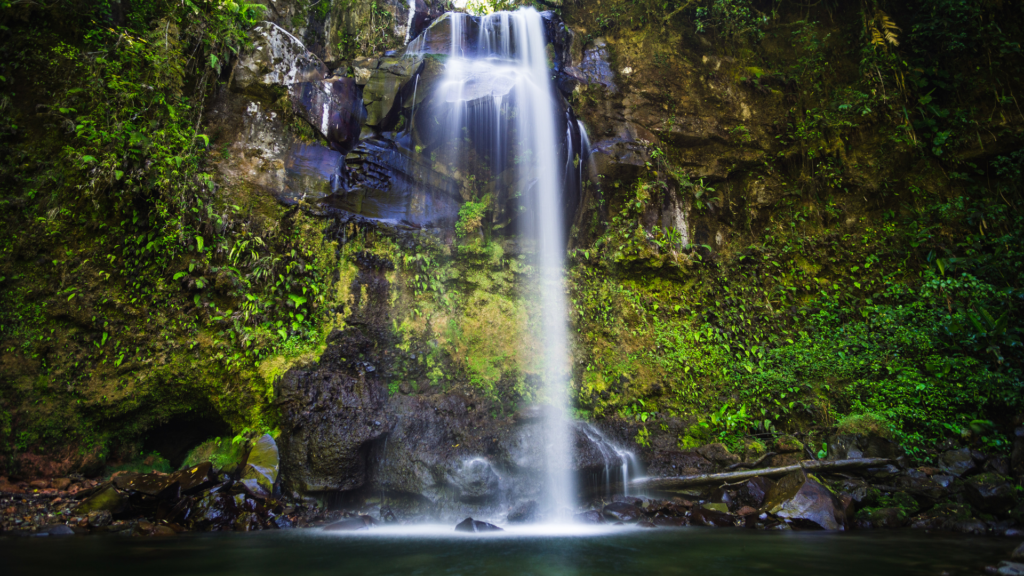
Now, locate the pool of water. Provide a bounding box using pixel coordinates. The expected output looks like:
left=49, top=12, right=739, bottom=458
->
left=2, top=525, right=1013, bottom=576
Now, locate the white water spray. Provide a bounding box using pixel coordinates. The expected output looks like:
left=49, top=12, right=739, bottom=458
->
left=426, top=9, right=574, bottom=514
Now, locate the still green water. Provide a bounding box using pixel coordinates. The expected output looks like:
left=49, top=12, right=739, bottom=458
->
left=1, top=525, right=1012, bottom=575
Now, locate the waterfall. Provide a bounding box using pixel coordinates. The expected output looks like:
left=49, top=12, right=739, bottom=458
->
left=424, top=8, right=575, bottom=515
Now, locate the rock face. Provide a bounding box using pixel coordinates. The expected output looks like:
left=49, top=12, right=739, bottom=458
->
left=276, top=332, right=392, bottom=493
left=232, top=22, right=328, bottom=99
left=765, top=471, right=846, bottom=530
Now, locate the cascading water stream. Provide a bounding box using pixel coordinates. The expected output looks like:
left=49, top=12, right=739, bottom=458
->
left=423, top=8, right=574, bottom=515
left=407, top=8, right=633, bottom=518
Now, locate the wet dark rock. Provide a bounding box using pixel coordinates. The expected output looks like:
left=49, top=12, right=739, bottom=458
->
left=507, top=500, right=540, bottom=524
left=612, top=495, right=644, bottom=506
left=237, top=478, right=270, bottom=501
left=189, top=492, right=238, bottom=531
left=361, top=55, right=425, bottom=130
left=696, top=443, right=740, bottom=468
left=86, top=510, right=112, bottom=528
left=74, top=485, right=127, bottom=515
left=291, top=76, right=364, bottom=153
left=861, top=463, right=902, bottom=481
left=688, top=507, right=735, bottom=527
left=454, top=517, right=502, bottom=533
left=234, top=512, right=263, bottom=532
left=894, top=474, right=947, bottom=505
left=602, top=502, right=643, bottom=523
left=45, top=524, right=74, bottom=536
left=124, top=473, right=180, bottom=499
left=965, top=472, right=1018, bottom=516
left=855, top=507, right=907, bottom=529
left=1012, top=542, right=1024, bottom=559
left=826, top=434, right=901, bottom=460
left=573, top=510, right=604, bottom=524
left=908, top=502, right=974, bottom=531
left=331, top=137, right=461, bottom=227
left=276, top=326, right=391, bottom=493
left=652, top=516, right=688, bottom=527
left=111, top=474, right=139, bottom=491
left=996, top=561, right=1024, bottom=576
left=765, top=471, right=846, bottom=530
left=636, top=520, right=657, bottom=528
left=735, top=476, right=775, bottom=509
left=938, top=447, right=977, bottom=477
left=452, top=458, right=501, bottom=503
left=271, top=515, right=294, bottom=529
left=168, top=462, right=216, bottom=494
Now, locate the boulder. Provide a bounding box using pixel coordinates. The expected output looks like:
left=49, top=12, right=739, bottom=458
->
left=87, top=510, right=112, bottom=528
left=826, top=434, right=900, bottom=460
left=454, top=517, right=503, bottom=532
left=276, top=329, right=391, bottom=493
left=452, top=458, right=501, bottom=503
left=189, top=492, right=238, bottom=531
left=735, top=476, right=775, bottom=509
left=124, top=473, right=180, bottom=499
left=774, top=436, right=805, bottom=453
left=855, top=507, right=907, bottom=529
left=168, top=462, right=216, bottom=494
left=696, top=443, right=741, bottom=468
left=291, top=76, right=364, bottom=153
left=964, top=472, right=1018, bottom=516
left=231, top=22, right=328, bottom=99
left=573, top=510, right=604, bottom=524
left=361, top=55, right=425, bottom=130
left=997, top=562, right=1024, bottom=576
left=45, top=524, right=75, bottom=536
left=507, top=500, right=540, bottom=524
left=688, top=507, right=735, bottom=527
left=907, top=502, right=974, bottom=530
left=74, top=485, right=127, bottom=515
left=764, top=471, right=846, bottom=530
left=938, top=447, right=976, bottom=477
left=602, top=502, right=643, bottom=523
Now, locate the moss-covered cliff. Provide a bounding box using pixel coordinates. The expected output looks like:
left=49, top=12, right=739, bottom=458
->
left=1, top=0, right=1022, bottom=480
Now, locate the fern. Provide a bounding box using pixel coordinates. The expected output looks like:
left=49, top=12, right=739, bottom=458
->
left=868, top=9, right=901, bottom=50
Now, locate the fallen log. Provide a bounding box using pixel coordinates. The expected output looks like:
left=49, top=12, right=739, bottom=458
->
left=629, top=457, right=893, bottom=491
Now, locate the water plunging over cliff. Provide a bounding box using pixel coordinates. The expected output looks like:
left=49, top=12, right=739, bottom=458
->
left=412, top=8, right=575, bottom=514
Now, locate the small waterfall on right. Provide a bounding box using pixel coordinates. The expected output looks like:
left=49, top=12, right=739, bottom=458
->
left=579, top=423, right=644, bottom=499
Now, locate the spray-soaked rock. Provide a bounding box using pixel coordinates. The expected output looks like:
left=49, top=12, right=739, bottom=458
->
left=602, top=501, right=643, bottom=523
left=455, top=517, right=503, bottom=532
left=765, top=471, right=846, bottom=530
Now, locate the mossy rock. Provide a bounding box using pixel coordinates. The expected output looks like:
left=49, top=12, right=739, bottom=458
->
left=74, top=485, right=127, bottom=515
